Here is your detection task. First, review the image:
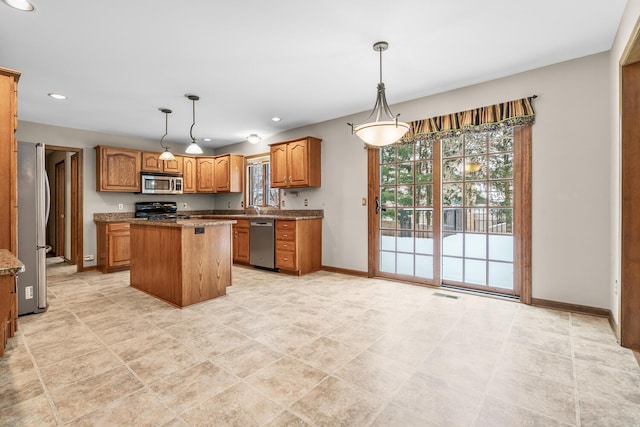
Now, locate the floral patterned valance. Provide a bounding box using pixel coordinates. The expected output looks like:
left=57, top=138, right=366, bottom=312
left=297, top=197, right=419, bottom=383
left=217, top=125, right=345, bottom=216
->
left=399, top=96, right=536, bottom=144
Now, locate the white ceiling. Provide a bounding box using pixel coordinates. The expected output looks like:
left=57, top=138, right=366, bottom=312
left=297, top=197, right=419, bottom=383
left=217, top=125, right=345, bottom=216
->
left=0, top=0, right=627, bottom=149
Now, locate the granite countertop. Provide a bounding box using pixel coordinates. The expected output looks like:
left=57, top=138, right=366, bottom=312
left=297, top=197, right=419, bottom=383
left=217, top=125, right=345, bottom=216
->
left=94, top=209, right=324, bottom=223
left=129, top=219, right=237, bottom=228
left=0, top=249, right=25, bottom=276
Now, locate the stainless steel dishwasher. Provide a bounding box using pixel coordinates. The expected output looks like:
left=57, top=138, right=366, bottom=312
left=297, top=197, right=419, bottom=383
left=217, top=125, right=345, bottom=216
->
left=249, top=219, right=276, bottom=269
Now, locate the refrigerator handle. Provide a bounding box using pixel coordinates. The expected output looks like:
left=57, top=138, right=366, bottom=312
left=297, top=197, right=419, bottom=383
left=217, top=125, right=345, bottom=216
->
left=44, top=171, right=51, bottom=225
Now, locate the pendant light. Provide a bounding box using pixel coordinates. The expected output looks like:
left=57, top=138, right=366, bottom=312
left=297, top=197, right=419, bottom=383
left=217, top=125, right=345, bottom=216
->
left=348, top=41, right=409, bottom=147
left=185, top=94, right=203, bottom=155
left=158, top=108, right=176, bottom=161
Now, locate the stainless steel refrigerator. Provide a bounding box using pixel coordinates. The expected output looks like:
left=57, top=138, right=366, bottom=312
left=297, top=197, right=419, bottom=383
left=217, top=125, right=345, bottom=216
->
left=17, top=141, right=49, bottom=315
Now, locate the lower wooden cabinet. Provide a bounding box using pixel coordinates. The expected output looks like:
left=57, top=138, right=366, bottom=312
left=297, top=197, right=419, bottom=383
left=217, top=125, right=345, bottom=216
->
left=0, top=275, right=17, bottom=357
left=96, top=222, right=131, bottom=273
left=275, top=219, right=321, bottom=275
left=233, top=219, right=250, bottom=263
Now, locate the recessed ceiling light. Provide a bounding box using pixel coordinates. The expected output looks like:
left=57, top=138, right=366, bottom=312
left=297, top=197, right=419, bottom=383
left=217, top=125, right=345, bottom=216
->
left=2, top=0, right=35, bottom=11
left=203, top=138, right=212, bottom=142
left=47, top=93, right=67, bottom=100
left=271, top=117, right=281, bottom=122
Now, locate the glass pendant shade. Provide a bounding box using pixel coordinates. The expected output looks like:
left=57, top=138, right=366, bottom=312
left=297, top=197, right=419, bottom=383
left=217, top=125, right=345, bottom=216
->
left=185, top=141, right=203, bottom=154
left=159, top=148, right=175, bottom=161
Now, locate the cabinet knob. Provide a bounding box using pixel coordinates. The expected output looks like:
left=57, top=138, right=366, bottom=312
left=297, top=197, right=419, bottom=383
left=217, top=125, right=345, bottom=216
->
left=289, top=176, right=292, bottom=182
left=282, top=234, right=288, bottom=237
left=283, top=257, right=288, bottom=261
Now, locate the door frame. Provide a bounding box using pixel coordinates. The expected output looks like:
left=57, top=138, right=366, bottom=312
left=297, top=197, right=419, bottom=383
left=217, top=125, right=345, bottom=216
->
left=46, top=145, right=84, bottom=272
left=55, top=160, right=65, bottom=259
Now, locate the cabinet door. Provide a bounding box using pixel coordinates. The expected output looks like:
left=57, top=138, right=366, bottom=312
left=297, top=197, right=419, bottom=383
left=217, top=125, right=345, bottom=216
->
left=287, top=140, right=309, bottom=187
left=182, top=156, right=197, bottom=193
left=97, top=147, right=141, bottom=192
left=163, top=156, right=183, bottom=174
left=141, top=152, right=162, bottom=172
left=214, top=155, right=230, bottom=192
left=270, top=144, right=288, bottom=188
left=196, top=157, right=215, bottom=192
left=236, top=227, right=250, bottom=262
left=109, top=232, right=130, bottom=267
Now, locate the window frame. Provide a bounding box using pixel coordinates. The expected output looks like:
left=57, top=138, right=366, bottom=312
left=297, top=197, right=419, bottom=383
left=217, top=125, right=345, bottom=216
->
left=244, top=153, right=280, bottom=209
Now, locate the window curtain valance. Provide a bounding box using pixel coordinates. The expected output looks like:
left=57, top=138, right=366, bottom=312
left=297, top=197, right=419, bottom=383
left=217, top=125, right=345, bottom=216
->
left=398, top=96, right=536, bottom=144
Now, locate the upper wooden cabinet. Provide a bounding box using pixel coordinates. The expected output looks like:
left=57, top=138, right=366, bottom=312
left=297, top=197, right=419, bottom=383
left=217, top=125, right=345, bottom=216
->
left=214, top=154, right=243, bottom=193
left=270, top=136, right=321, bottom=188
left=141, top=151, right=183, bottom=174
left=196, top=157, right=215, bottom=193
left=182, top=156, right=197, bottom=193
left=95, top=146, right=141, bottom=192
left=197, top=154, right=243, bottom=193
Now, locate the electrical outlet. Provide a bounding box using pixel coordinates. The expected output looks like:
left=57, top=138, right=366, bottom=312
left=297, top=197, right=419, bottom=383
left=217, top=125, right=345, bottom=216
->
left=118, top=203, right=124, bottom=210
left=281, top=200, right=286, bottom=207
left=183, top=202, right=188, bottom=208
left=362, top=197, right=367, bottom=206
left=615, top=280, right=618, bottom=295
left=227, top=201, right=231, bottom=208
left=84, top=254, right=94, bottom=261
left=25, top=286, right=33, bottom=300
left=241, top=201, right=244, bottom=208
left=304, top=198, right=308, bottom=206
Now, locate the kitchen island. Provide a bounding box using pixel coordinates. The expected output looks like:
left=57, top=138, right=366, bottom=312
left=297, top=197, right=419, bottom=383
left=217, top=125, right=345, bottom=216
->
left=129, top=219, right=235, bottom=308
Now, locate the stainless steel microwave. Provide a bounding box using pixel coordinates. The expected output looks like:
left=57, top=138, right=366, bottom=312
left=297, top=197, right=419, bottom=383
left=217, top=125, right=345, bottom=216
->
left=141, top=173, right=183, bottom=194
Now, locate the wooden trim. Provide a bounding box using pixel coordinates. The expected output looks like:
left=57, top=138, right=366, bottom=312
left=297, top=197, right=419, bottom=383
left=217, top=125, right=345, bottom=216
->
left=433, top=139, right=441, bottom=285
left=634, top=350, right=640, bottom=367
left=45, top=145, right=84, bottom=272
left=514, top=126, right=532, bottom=304
left=621, top=15, right=640, bottom=66
left=321, top=265, right=368, bottom=277
left=367, top=147, right=379, bottom=278
left=55, top=160, right=65, bottom=258
left=70, top=153, right=78, bottom=265
left=621, top=62, right=640, bottom=350
left=531, top=298, right=611, bottom=318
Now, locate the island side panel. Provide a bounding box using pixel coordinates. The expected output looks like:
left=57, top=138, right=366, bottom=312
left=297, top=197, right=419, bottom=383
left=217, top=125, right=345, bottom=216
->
left=130, top=224, right=183, bottom=306
left=181, top=224, right=232, bottom=306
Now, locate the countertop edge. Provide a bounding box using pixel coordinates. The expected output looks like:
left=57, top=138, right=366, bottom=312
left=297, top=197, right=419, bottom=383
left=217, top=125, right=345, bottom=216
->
left=0, top=249, right=25, bottom=276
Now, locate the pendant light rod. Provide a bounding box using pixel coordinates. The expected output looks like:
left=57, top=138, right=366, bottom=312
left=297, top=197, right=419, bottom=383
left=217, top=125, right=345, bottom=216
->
left=159, top=108, right=172, bottom=150
left=187, top=94, right=199, bottom=143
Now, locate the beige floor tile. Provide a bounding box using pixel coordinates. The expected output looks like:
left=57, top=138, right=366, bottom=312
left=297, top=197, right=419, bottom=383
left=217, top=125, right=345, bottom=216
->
left=367, top=332, right=438, bottom=366
left=370, top=403, right=437, bottom=427
left=164, top=316, right=220, bottom=339
left=578, top=389, right=640, bottom=427
left=213, top=340, right=283, bottom=378
left=180, top=382, right=283, bottom=426
left=291, top=376, right=384, bottom=427
left=263, top=411, right=311, bottom=427
left=573, top=337, right=640, bottom=373
left=49, top=365, right=143, bottom=423
left=487, top=366, right=576, bottom=425
left=66, top=388, right=176, bottom=426
left=574, top=359, right=640, bottom=405
left=498, top=342, right=574, bottom=387
left=111, top=329, right=177, bottom=362
left=92, top=317, right=161, bottom=345
left=0, top=370, right=45, bottom=410
left=508, top=322, right=571, bottom=357
left=0, top=394, right=57, bottom=426
left=254, top=324, right=318, bottom=353
left=143, top=308, right=205, bottom=329
left=0, top=341, right=35, bottom=382
left=150, top=361, right=239, bottom=414
left=334, top=351, right=413, bottom=400
left=246, top=355, right=327, bottom=406
left=392, top=371, right=484, bottom=427
left=474, top=395, right=574, bottom=426
left=178, top=326, right=251, bottom=359
left=323, top=321, right=386, bottom=349
left=127, top=341, right=204, bottom=384
left=40, top=347, right=122, bottom=389
left=227, top=312, right=284, bottom=338
left=291, top=336, right=361, bottom=373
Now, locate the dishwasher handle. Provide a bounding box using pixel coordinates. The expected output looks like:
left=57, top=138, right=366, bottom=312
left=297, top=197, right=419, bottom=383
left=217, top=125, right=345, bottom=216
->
left=250, top=221, right=274, bottom=227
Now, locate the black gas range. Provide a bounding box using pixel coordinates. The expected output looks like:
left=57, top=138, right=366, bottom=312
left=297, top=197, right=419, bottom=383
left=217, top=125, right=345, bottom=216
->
left=135, top=201, right=190, bottom=221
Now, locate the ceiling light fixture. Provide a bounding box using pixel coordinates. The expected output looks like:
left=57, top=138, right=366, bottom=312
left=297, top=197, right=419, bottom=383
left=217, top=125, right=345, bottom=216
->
left=47, top=93, right=67, bottom=100
left=185, top=94, right=203, bottom=155
left=203, top=138, right=212, bottom=142
left=2, top=0, right=35, bottom=11
left=271, top=117, right=281, bottom=122
left=158, top=108, right=175, bottom=161
left=247, top=134, right=261, bottom=144
left=348, top=41, right=409, bottom=147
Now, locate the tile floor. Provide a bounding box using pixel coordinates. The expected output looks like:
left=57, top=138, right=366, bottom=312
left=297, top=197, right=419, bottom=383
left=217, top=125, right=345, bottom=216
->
left=1, top=263, right=639, bottom=426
